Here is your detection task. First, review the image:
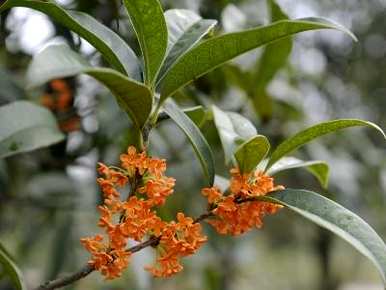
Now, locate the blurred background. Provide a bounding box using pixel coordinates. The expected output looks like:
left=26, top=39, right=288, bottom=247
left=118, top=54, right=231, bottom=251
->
left=0, top=0, right=385, bottom=290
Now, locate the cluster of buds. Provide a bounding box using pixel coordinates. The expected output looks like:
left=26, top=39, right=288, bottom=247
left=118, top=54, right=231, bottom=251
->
left=202, top=168, right=284, bottom=235
left=81, top=147, right=207, bottom=279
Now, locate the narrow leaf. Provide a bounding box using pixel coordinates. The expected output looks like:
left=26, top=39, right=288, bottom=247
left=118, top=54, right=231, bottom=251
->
left=266, top=119, right=386, bottom=171
left=252, top=0, right=292, bottom=118
left=0, top=101, right=64, bottom=158
left=268, top=157, right=329, bottom=189
left=27, top=44, right=152, bottom=129
left=124, top=0, right=168, bottom=86
left=160, top=17, right=356, bottom=101
left=263, top=189, right=386, bottom=284
left=0, top=243, right=26, bottom=290
left=157, top=9, right=217, bottom=83
left=212, top=105, right=257, bottom=164
left=0, top=0, right=140, bottom=78
left=184, top=106, right=207, bottom=127
left=164, top=100, right=215, bottom=186
left=235, top=135, right=270, bottom=173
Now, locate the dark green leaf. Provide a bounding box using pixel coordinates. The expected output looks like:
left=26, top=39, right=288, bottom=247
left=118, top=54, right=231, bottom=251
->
left=0, top=0, right=140, bottom=78
left=0, top=101, right=64, bottom=158
left=160, top=17, right=356, bottom=102
left=184, top=106, right=207, bottom=127
left=235, top=135, right=270, bottom=173
left=27, top=44, right=152, bottom=129
left=266, top=119, right=386, bottom=171
left=164, top=100, right=215, bottom=186
left=0, top=243, right=27, bottom=290
left=123, top=0, right=168, bottom=86
left=157, top=9, right=217, bottom=83
left=252, top=0, right=292, bottom=118
left=262, top=189, right=386, bottom=284
left=267, top=157, right=329, bottom=189
left=212, top=105, right=257, bottom=164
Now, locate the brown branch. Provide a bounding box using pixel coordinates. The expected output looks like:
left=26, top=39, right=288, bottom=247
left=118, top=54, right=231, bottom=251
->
left=32, top=264, right=94, bottom=290
left=31, top=196, right=272, bottom=290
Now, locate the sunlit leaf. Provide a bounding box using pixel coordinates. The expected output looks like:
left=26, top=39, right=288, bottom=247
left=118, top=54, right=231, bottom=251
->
left=261, top=189, right=386, bottom=284
left=0, top=101, right=64, bottom=158
left=164, top=100, right=215, bottom=186
left=235, top=135, right=270, bottom=173
left=0, top=0, right=140, bottom=78
left=212, top=105, right=257, bottom=164
left=123, top=0, right=168, bottom=86
left=27, top=44, right=152, bottom=129
left=157, top=9, right=217, bottom=82
left=268, top=157, right=329, bottom=189
left=265, top=119, right=386, bottom=171
left=160, top=17, right=356, bottom=102
left=0, top=243, right=27, bottom=290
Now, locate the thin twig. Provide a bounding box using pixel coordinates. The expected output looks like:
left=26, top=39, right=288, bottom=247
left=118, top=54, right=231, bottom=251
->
left=31, top=196, right=273, bottom=290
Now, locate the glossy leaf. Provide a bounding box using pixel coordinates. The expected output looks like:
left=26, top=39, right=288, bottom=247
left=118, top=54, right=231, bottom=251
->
left=0, top=243, right=26, bottom=290
left=0, top=101, right=64, bottom=159
left=262, top=189, right=386, bottom=284
left=160, top=17, right=356, bottom=101
left=268, top=157, right=329, bottom=189
left=164, top=100, right=215, bottom=186
left=235, top=135, right=270, bottom=173
left=27, top=44, right=152, bottom=129
left=157, top=9, right=217, bottom=82
left=266, top=119, right=386, bottom=171
left=124, top=0, right=168, bottom=86
left=0, top=0, right=140, bottom=78
left=212, top=105, right=257, bottom=164
left=184, top=106, right=207, bottom=127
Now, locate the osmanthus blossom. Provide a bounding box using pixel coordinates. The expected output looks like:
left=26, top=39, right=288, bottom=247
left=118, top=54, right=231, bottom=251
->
left=81, top=146, right=283, bottom=279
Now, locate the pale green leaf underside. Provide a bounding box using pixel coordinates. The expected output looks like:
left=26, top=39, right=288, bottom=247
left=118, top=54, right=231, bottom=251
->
left=263, top=189, right=386, bottom=284
left=160, top=17, right=356, bottom=101
left=0, top=0, right=140, bottom=79
left=266, top=119, right=386, bottom=171
left=235, top=135, right=270, bottom=173
left=0, top=243, right=26, bottom=290
left=268, top=157, right=329, bottom=189
left=27, top=44, right=152, bottom=129
left=124, top=0, right=168, bottom=86
left=0, top=101, right=64, bottom=158
left=164, top=100, right=215, bottom=186
left=158, top=9, right=217, bottom=83
left=212, top=105, right=257, bottom=164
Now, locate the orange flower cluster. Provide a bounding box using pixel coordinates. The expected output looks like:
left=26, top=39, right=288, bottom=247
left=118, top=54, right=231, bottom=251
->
left=40, top=79, right=80, bottom=133
left=81, top=147, right=206, bottom=279
left=202, top=168, right=284, bottom=236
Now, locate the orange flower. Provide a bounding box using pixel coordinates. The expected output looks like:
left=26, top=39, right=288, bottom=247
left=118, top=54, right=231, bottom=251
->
left=146, top=213, right=207, bottom=278
left=139, top=176, right=175, bottom=206
left=201, top=186, right=222, bottom=204
left=202, top=168, right=284, bottom=236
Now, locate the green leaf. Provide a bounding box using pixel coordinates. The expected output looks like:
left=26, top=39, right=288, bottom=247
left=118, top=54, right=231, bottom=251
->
left=0, top=243, right=26, bottom=290
left=160, top=17, right=356, bottom=102
left=0, top=0, right=140, bottom=78
left=184, top=106, right=207, bottom=127
left=124, top=0, right=168, bottom=86
left=267, top=157, right=329, bottom=189
left=164, top=100, right=215, bottom=186
left=262, top=189, right=386, bottom=284
left=235, top=135, right=270, bottom=173
left=212, top=105, right=257, bottom=164
left=0, top=101, right=64, bottom=159
left=27, top=44, right=152, bottom=129
left=157, top=9, right=217, bottom=83
left=252, top=0, right=292, bottom=118
left=265, top=119, right=386, bottom=171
